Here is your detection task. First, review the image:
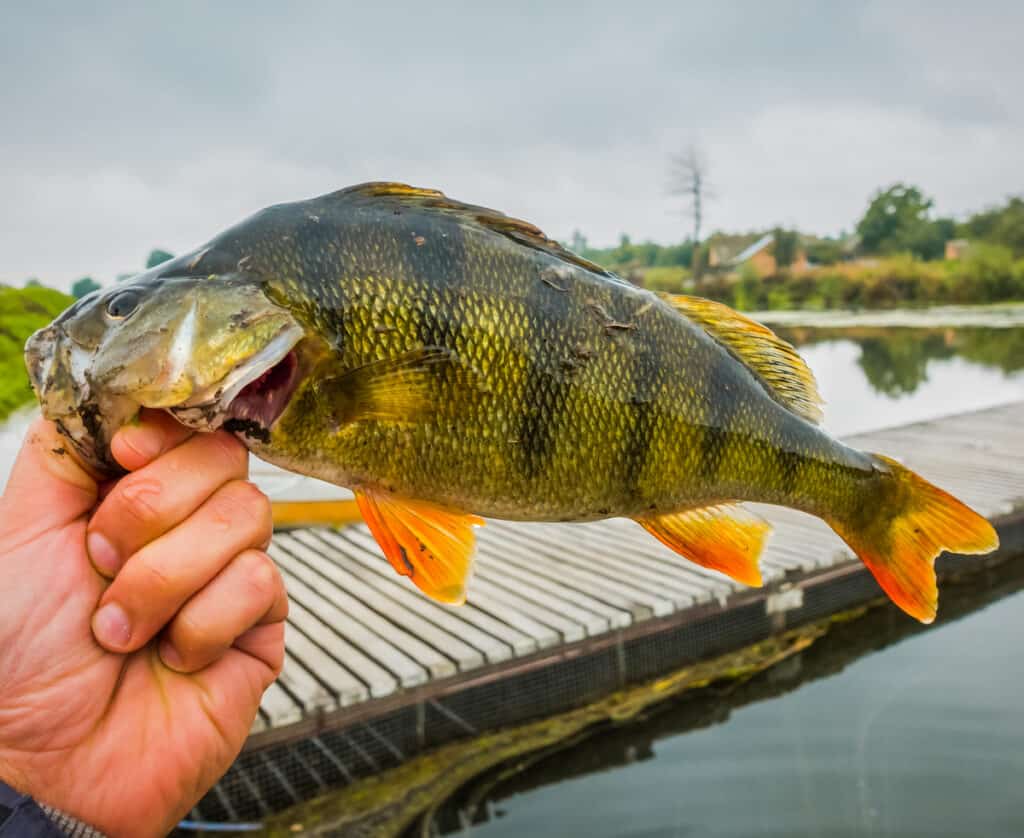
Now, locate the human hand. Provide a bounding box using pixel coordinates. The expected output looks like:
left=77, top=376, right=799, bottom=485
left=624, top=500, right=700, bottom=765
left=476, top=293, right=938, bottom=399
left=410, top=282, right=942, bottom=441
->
left=0, top=411, right=287, bottom=836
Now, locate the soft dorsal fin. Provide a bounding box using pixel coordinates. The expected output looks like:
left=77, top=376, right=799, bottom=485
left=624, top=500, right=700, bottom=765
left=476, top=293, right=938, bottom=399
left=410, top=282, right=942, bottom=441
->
left=661, top=294, right=824, bottom=424
left=336, top=182, right=620, bottom=280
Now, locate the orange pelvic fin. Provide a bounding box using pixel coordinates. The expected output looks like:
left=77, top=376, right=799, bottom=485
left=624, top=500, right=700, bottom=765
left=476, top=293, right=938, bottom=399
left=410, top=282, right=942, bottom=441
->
left=636, top=503, right=771, bottom=587
left=830, top=455, right=999, bottom=624
left=354, top=489, right=484, bottom=605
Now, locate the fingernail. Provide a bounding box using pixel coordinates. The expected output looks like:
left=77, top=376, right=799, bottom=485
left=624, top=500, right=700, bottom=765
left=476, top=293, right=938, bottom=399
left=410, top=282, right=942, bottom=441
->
left=93, top=602, right=131, bottom=648
left=159, top=640, right=183, bottom=671
left=87, top=532, right=120, bottom=576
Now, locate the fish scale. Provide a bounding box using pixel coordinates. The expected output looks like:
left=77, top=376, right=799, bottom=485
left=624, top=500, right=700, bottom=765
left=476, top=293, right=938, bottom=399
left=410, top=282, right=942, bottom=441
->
left=219, top=192, right=938, bottom=530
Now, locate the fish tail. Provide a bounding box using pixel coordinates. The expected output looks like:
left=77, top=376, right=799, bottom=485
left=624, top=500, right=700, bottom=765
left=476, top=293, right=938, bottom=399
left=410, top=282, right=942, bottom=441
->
left=827, top=454, right=998, bottom=624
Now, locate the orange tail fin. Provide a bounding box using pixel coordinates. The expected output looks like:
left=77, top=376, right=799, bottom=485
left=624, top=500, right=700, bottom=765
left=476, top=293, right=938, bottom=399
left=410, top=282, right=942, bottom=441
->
left=829, top=454, right=998, bottom=624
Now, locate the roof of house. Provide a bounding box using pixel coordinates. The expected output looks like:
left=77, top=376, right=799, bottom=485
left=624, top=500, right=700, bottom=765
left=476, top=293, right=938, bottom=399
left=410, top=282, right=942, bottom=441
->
left=730, top=233, right=774, bottom=265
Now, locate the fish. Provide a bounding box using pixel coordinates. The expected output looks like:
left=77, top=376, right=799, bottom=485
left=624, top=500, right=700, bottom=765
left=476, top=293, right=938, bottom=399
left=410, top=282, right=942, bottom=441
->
left=24, top=182, right=998, bottom=622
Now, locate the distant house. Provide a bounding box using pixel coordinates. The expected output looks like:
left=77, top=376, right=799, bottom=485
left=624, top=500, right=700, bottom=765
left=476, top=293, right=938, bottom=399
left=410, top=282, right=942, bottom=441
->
left=710, top=233, right=809, bottom=276
left=944, top=239, right=970, bottom=260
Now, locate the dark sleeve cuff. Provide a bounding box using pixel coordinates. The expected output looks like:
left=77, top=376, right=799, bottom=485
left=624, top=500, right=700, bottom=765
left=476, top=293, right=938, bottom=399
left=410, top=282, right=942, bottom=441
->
left=0, top=781, right=104, bottom=837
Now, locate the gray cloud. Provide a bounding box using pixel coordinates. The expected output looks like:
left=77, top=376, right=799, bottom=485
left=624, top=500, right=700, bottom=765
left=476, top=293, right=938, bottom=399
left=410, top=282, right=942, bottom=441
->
left=1, top=0, right=1021, bottom=289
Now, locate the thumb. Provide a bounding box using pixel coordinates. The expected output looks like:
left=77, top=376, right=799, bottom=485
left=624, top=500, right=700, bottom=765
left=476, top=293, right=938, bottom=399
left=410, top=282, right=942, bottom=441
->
left=0, top=416, right=98, bottom=539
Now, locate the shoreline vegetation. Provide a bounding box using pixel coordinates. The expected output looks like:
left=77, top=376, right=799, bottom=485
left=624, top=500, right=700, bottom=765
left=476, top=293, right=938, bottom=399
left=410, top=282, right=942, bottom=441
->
left=641, top=251, right=1024, bottom=313
left=0, top=285, right=73, bottom=422
left=574, top=188, right=1024, bottom=311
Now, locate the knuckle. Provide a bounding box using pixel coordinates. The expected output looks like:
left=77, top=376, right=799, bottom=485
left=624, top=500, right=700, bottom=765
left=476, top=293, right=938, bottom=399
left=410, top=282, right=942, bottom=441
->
left=136, top=554, right=177, bottom=600
left=171, top=610, right=206, bottom=651
left=210, top=480, right=269, bottom=529
left=236, top=481, right=274, bottom=536
left=240, top=550, right=281, bottom=601
left=114, top=475, right=164, bottom=525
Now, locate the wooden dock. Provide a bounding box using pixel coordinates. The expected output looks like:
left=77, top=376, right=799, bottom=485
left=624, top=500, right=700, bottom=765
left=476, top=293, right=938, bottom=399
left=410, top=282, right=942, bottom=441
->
left=246, top=401, right=1024, bottom=748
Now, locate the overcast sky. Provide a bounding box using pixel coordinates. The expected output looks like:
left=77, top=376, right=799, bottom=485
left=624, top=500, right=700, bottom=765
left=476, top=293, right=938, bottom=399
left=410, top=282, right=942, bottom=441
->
left=2, top=1, right=1021, bottom=290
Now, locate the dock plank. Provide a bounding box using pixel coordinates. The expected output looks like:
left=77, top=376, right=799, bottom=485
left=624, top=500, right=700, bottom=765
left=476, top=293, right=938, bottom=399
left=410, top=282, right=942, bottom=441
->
left=271, top=539, right=450, bottom=682
left=279, top=533, right=486, bottom=671
left=281, top=592, right=399, bottom=699
left=473, top=561, right=626, bottom=633
left=483, top=526, right=671, bottom=619
left=491, top=521, right=702, bottom=608
left=323, top=528, right=536, bottom=660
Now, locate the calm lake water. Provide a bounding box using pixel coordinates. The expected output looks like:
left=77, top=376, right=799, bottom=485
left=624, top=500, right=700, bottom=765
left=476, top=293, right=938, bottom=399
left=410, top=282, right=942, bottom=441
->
left=417, top=322, right=1024, bottom=838
left=432, top=559, right=1024, bottom=838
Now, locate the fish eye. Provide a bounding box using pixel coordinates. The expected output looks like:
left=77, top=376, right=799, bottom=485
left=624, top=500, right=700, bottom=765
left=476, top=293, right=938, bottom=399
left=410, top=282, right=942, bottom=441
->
left=105, top=289, right=141, bottom=320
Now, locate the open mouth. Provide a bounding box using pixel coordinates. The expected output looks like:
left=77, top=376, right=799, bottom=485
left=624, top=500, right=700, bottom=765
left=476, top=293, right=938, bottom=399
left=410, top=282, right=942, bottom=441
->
left=221, top=350, right=300, bottom=442
left=168, top=325, right=304, bottom=441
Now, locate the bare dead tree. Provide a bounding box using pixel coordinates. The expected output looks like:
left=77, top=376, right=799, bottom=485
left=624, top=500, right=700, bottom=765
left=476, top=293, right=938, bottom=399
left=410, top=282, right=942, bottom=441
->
left=669, top=145, right=713, bottom=280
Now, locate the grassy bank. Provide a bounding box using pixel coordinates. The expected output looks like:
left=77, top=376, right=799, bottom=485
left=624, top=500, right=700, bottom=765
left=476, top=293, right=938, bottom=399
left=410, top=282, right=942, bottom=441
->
left=0, top=285, right=74, bottom=421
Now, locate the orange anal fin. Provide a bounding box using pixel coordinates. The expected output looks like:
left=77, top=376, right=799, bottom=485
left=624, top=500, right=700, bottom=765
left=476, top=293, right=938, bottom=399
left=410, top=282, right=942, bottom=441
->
left=636, top=504, right=770, bottom=587
left=354, top=490, right=484, bottom=605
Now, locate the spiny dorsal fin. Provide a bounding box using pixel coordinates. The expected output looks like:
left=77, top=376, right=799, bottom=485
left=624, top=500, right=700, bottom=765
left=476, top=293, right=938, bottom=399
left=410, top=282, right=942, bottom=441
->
left=661, top=294, right=824, bottom=424
left=337, top=182, right=619, bottom=279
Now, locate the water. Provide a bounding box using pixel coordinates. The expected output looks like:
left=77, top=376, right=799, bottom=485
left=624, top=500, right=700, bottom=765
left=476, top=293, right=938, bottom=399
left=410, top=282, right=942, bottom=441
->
left=432, top=561, right=1024, bottom=838
left=780, top=326, right=1024, bottom=436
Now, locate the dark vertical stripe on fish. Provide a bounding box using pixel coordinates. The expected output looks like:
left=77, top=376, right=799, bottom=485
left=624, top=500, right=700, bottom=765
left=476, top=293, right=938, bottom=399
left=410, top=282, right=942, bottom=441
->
left=620, top=301, right=662, bottom=505
left=404, top=211, right=471, bottom=350
left=697, top=350, right=742, bottom=485
left=517, top=262, right=574, bottom=480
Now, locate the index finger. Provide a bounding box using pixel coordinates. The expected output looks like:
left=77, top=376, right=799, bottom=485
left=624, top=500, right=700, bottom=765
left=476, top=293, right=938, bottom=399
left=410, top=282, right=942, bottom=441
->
left=110, top=409, right=194, bottom=472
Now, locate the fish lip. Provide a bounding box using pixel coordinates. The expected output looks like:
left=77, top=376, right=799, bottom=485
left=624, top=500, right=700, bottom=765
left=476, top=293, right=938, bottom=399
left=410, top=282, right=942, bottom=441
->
left=25, top=324, right=129, bottom=474
left=168, top=323, right=305, bottom=431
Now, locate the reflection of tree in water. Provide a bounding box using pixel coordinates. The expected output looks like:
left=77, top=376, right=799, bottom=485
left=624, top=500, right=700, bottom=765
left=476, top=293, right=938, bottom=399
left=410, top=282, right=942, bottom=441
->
left=780, top=326, right=1024, bottom=397
left=857, top=333, right=954, bottom=396
left=957, top=328, right=1024, bottom=374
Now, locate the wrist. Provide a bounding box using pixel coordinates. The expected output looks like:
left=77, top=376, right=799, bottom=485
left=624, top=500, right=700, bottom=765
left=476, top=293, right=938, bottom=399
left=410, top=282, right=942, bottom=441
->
left=0, top=755, right=100, bottom=836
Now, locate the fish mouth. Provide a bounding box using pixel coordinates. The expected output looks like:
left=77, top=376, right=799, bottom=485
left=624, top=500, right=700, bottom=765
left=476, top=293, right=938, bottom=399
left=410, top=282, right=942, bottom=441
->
left=168, top=324, right=305, bottom=441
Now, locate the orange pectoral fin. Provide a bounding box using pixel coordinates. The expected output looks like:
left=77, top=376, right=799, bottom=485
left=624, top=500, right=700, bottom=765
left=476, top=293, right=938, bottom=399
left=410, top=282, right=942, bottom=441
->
left=636, top=504, right=770, bottom=587
left=354, top=489, right=484, bottom=605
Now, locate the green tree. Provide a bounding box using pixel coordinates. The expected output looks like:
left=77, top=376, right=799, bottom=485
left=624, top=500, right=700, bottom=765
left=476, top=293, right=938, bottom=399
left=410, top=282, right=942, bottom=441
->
left=653, top=241, right=693, bottom=268
left=857, top=184, right=945, bottom=258
left=71, top=277, right=101, bottom=299
left=772, top=228, right=799, bottom=269
left=806, top=239, right=842, bottom=265
left=959, top=196, right=1024, bottom=256
left=146, top=249, right=174, bottom=268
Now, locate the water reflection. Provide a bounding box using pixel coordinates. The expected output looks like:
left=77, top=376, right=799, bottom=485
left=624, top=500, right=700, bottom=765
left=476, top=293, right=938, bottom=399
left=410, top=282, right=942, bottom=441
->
left=768, top=326, right=1024, bottom=437
left=777, top=326, right=1024, bottom=397
left=425, top=553, right=1024, bottom=837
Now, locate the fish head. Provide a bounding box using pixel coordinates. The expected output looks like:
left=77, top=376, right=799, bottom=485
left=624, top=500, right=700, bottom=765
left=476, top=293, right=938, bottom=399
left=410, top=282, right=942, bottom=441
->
left=25, top=273, right=305, bottom=473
